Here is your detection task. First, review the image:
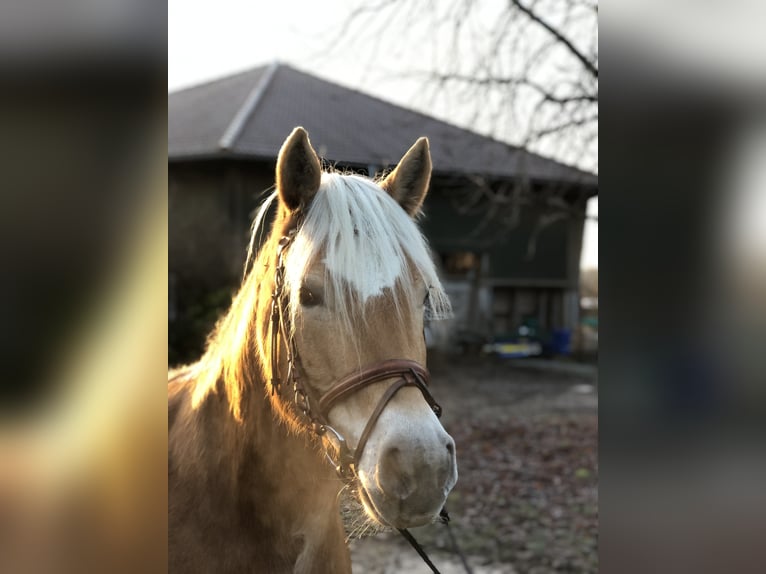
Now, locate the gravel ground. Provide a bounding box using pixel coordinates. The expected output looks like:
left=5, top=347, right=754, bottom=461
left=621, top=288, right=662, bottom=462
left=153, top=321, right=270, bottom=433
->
left=350, top=355, right=598, bottom=573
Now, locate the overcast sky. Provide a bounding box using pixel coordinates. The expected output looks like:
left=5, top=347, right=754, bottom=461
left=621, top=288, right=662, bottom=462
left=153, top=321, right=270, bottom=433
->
left=168, top=0, right=598, bottom=270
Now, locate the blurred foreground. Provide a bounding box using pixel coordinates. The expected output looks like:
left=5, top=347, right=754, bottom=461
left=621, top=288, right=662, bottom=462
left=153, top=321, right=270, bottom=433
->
left=0, top=2, right=167, bottom=570
left=0, top=152, right=168, bottom=573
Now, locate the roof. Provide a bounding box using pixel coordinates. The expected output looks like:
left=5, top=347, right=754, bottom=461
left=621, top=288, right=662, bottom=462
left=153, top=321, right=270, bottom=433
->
left=169, top=62, right=597, bottom=189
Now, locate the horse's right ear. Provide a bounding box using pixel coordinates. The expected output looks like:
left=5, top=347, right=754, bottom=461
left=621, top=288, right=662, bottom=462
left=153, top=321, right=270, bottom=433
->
left=276, top=127, right=322, bottom=211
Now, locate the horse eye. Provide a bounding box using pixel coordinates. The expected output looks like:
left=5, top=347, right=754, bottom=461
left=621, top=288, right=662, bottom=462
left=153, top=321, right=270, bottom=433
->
left=299, top=285, right=320, bottom=307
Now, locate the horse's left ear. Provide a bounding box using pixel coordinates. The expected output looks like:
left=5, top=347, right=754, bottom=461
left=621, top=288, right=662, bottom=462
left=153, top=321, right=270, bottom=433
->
left=276, top=127, right=322, bottom=211
left=381, top=137, right=432, bottom=217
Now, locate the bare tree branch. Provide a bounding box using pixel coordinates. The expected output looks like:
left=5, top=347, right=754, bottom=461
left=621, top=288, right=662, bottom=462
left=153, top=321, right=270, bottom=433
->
left=314, top=0, right=598, bottom=255
left=530, top=114, right=598, bottom=140
left=509, top=0, right=598, bottom=79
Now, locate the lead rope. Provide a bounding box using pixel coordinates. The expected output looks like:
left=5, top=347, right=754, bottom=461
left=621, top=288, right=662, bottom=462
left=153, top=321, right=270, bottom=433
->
left=398, top=527, right=442, bottom=574
left=440, top=508, right=474, bottom=574
left=397, top=507, right=473, bottom=574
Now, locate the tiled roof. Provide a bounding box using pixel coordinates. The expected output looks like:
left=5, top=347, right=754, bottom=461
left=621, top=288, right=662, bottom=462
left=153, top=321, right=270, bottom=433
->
left=169, top=63, right=597, bottom=189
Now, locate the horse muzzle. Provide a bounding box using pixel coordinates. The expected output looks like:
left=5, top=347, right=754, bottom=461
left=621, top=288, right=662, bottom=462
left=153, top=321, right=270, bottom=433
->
left=358, top=411, right=458, bottom=529
left=306, top=359, right=457, bottom=528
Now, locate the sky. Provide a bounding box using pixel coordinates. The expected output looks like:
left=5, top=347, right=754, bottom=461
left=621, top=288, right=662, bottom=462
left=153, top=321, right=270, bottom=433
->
left=169, top=0, right=598, bottom=270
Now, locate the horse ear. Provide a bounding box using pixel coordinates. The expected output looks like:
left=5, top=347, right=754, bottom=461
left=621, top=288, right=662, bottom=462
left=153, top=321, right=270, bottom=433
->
left=276, top=127, right=322, bottom=211
left=380, top=137, right=432, bottom=217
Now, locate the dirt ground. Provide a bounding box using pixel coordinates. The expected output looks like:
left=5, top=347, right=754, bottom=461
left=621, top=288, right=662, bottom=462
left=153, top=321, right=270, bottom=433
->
left=349, top=355, right=598, bottom=573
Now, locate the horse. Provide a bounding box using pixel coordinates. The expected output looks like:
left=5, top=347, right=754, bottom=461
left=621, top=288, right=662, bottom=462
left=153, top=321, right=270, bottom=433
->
left=168, top=127, right=458, bottom=573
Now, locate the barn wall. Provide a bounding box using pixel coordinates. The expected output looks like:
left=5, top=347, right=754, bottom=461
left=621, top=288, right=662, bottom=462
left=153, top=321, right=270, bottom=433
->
left=168, top=159, right=276, bottom=364
left=169, top=160, right=275, bottom=287
left=421, top=181, right=588, bottom=340
left=420, top=188, right=572, bottom=282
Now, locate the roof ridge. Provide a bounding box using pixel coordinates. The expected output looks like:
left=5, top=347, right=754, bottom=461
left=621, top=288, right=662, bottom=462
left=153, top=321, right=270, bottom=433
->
left=219, top=61, right=279, bottom=151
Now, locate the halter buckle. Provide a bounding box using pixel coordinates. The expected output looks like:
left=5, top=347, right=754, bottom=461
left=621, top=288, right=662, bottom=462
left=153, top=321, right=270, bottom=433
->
left=294, top=386, right=310, bottom=416
left=322, top=425, right=356, bottom=481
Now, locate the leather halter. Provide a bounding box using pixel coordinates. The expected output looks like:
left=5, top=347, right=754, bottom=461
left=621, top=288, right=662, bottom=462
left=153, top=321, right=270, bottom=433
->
left=268, top=231, right=442, bottom=483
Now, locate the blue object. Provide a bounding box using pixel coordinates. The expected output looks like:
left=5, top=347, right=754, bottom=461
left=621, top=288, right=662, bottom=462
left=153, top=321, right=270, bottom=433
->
left=549, top=329, right=572, bottom=355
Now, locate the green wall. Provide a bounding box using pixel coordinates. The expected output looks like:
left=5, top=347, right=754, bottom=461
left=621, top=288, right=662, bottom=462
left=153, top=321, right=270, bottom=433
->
left=421, top=190, right=570, bottom=281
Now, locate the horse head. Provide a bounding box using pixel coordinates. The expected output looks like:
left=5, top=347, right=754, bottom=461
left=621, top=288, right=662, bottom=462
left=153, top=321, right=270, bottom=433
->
left=259, top=127, right=458, bottom=529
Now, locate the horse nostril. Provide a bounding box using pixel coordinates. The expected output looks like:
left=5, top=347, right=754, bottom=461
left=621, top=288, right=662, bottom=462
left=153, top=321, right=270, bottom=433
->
left=446, top=441, right=455, bottom=456
left=384, top=446, right=401, bottom=462
left=379, top=446, right=403, bottom=481
left=378, top=446, right=415, bottom=500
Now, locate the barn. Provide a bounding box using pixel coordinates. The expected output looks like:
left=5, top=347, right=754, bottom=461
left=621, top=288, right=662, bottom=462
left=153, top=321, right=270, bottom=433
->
left=168, top=62, right=597, bottom=362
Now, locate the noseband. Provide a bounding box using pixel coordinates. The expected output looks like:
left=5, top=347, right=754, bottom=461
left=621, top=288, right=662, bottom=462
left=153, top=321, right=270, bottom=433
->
left=269, top=231, right=443, bottom=484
